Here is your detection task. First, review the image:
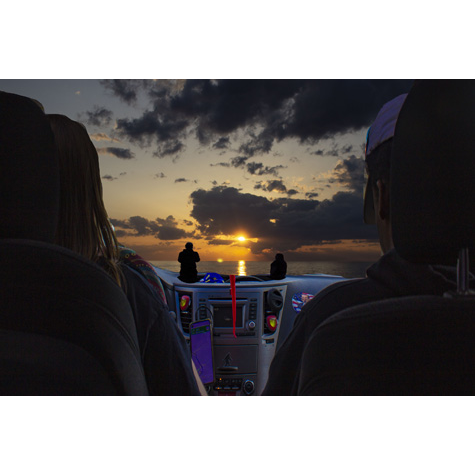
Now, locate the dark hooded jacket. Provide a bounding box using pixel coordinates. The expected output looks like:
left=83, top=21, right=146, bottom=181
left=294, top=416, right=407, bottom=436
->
left=121, top=264, right=200, bottom=395
left=270, top=254, right=287, bottom=280
left=262, top=249, right=473, bottom=395
left=178, top=248, right=200, bottom=283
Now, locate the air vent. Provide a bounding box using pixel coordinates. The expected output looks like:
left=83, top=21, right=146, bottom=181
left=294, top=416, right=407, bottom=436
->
left=180, top=313, right=192, bottom=334
left=267, top=288, right=283, bottom=312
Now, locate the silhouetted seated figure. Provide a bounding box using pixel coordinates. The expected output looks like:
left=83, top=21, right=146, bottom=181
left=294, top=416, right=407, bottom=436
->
left=178, top=242, right=200, bottom=283
left=270, top=253, right=287, bottom=280
left=262, top=87, right=474, bottom=395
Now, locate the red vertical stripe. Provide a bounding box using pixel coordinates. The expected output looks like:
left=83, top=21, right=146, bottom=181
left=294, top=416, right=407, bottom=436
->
left=230, top=275, right=236, bottom=338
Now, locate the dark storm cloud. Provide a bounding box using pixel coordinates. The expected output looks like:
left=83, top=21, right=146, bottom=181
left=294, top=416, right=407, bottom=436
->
left=328, top=155, right=365, bottom=192
left=255, top=180, right=287, bottom=193
left=84, top=106, right=113, bottom=127
left=189, top=185, right=378, bottom=255
left=231, top=156, right=249, bottom=167
left=96, top=147, right=135, bottom=159
left=213, top=155, right=285, bottom=177
left=312, top=144, right=355, bottom=158
left=246, top=162, right=284, bottom=177
left=115, top=107, right=188, bottom=158
left=105, top=79, right=413, bottom=159
left=238, top=130, right=275, bottom=157
left=100, top=80, right=152, bottom=104
left=212, top=136, right=231, bottom=149
left=155, top=216, right=189, bottom=240
left=190, top=186, right=275, bottom=238
left=153, top=139, right=184, bottom=157
left=254, top=179, right=299, bottom=196
left=110, top=215, right=188, bottom=241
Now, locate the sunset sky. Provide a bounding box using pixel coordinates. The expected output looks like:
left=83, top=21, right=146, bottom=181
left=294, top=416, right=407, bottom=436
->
left=2, top=1, right=472, bottom=467
left=0, top=79, right=413, bottom=262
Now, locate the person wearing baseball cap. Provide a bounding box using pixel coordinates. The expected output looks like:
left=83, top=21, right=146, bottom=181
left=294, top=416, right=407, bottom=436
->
left=262, top=83, right=467, bottom=395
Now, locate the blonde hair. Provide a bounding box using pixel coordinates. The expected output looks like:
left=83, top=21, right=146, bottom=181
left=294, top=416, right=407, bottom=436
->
left=47, top=114, right=123, bottom=286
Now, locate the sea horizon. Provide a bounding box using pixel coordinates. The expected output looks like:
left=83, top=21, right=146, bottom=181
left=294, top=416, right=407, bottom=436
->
left=151, top=260, right=373, bottom=279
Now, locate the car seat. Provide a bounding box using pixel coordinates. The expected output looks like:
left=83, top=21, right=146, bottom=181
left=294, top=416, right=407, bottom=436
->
left=298, top=80, right=475, bottom=395
left=0, top=91, right=148, bottom=395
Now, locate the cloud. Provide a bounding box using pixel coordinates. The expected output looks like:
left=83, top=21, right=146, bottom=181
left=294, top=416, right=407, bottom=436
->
left=99, top=79, right=153, bottom=104
left=175, top=178, right=198, bottom=183
left=246, top=162, right=284, bottom=176
left=104, top=79, right=413, bottom=159
left=102, top=175, right=117, bottom=181
left=328, top=155, right=365, bottom=192
left=115, top=107, right=188, bottom=157
left=212, top=155, right=285, bottom=177
left=239, top=130, right=275, bottom=157
left=254, top=179, right=299, bottom=196
left=212, top=136, right=231, bottom=149
left=111, top=215, right=188, bottom=241
left=154, top=172, right=166, bottom=179
left=84, top=106, right=113, bottom=127
left=231, top=156, right=248, bottom=167
left=90, top=133, right=121, bottom=143
left=96, top=147, right=135, bottom=159
left=189, top=184, right=378, bottom=255
left=311, top=144, right=354, bottom=158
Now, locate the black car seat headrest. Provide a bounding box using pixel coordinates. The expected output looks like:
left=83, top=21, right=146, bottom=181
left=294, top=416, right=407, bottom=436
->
left=391, top=80, right=475, bottom=266
left=0, top=91, right=59, bottom=243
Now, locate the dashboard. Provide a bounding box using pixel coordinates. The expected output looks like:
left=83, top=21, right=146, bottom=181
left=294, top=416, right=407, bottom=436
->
left=154, top=268, right=345, bottom=395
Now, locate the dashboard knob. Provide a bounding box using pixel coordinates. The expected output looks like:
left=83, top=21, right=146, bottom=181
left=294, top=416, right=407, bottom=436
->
left=243, top=380, right=255, bottom=395
left=247, top=320, right=256, bottom=330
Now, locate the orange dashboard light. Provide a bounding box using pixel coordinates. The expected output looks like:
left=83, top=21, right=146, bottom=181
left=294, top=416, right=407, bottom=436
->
left=266, top=315, right=278, bottom=331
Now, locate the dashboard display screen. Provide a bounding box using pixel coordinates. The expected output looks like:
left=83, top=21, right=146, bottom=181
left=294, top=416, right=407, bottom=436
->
left=212, top=304, right=244, bottom=328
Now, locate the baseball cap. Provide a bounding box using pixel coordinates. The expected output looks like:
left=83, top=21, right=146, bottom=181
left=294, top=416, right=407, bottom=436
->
left=363, top=93, right=408, bottom=224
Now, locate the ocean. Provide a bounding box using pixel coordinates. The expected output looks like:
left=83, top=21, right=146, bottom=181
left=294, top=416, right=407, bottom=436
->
left=150, top=260, right=373, bottom=279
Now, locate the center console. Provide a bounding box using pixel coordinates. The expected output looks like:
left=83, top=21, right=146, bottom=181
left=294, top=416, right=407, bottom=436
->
left=154, top=266, right=345, bottom=396
left=176, top=284, right=286, bottom=396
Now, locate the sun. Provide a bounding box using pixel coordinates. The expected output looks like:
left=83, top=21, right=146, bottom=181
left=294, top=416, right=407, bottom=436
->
left=237, top=236, right=246, bottom=242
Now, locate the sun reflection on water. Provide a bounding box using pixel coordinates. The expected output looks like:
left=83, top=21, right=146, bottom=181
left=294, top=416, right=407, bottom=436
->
left=238, top=260, right=247, bottom=276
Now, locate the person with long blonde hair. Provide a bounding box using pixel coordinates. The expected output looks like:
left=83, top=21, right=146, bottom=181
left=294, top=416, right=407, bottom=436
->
left=47, top=114, right=122, bottom=284
left=47, top=114, right=202, bottom=395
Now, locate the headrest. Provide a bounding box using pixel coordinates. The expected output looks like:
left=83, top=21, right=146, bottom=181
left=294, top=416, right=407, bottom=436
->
left=0, top=91, right=59, bottom=242
left=391, top=80, right=475, bottom=266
